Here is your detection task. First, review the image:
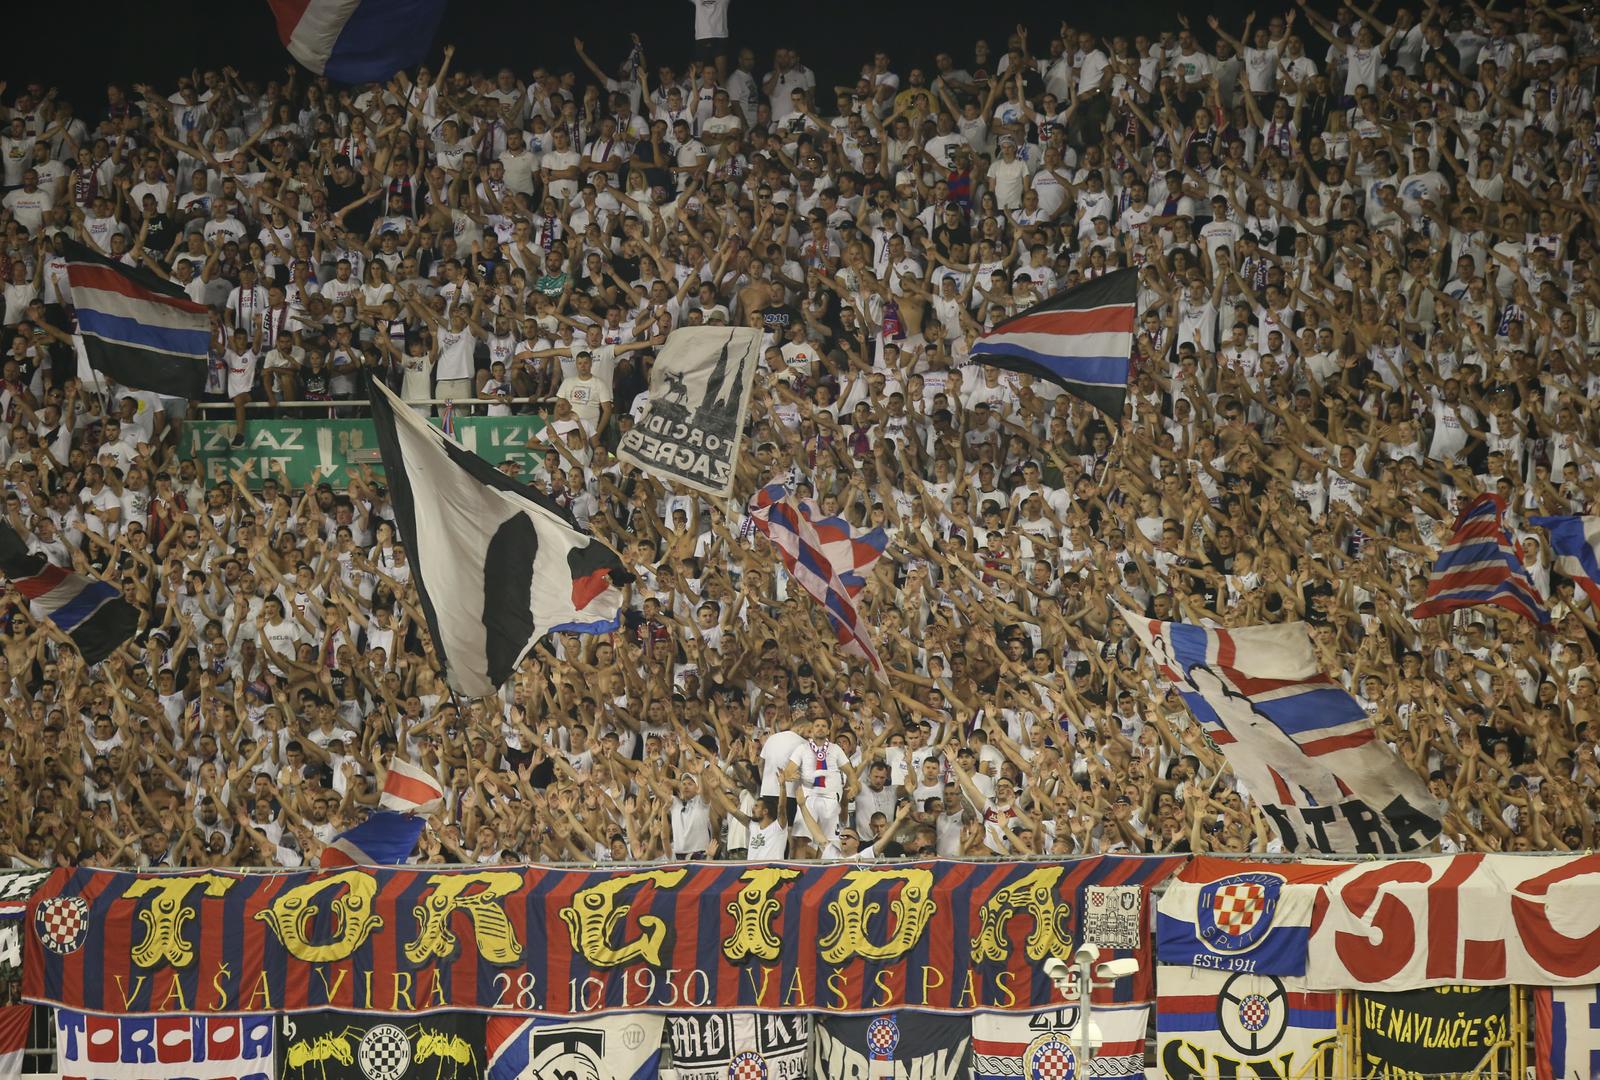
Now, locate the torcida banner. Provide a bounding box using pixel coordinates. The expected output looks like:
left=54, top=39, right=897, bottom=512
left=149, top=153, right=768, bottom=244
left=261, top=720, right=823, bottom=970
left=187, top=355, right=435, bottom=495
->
left=23, top=858, right=1181, bottom=1017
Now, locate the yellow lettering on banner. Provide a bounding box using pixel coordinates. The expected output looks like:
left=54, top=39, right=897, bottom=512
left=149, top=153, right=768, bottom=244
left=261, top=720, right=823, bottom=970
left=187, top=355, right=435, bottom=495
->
left=157, top=975, right=188, bottom=1012
left=970, top=866, right=1071, bottom=963
left=244, top=972, right=273, bottom=1011
left=123, top=873, right=236, bottom=969
left=920, top=965, right=945, bottom=1004
left=254, top=870, right=383, bottom=963
left=113, top=974, right=147, bottom=1010
left=428, top=974, right=449, bottom=1009
left=405, top=871, right=525, bottom=965
left=956, top=970, right=979, bottom=1009
left=557, top=869, right=687, bottom=968
left=742, top=964, right=775, bottom=1004
left=818, top=869, right=935, bottom=964
left=826, top=970, right=850, bottom=1011
left=783, top=968, right=809, bottom=1008
left=722, top=867, right=801, bottom=962
left=391, top=972, right=414, bottom=1011
left=313, top=967, right=349, bottom=1002
left=995, top=969, right=1017, bottom=1008
left=208, top=963, right=233, bottom=1011
left=873, top=969, right=895, bottom=1007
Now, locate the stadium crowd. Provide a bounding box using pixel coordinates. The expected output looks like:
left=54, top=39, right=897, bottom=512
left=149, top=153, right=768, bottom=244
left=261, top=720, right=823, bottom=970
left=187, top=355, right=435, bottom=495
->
left=0, top=0, right=1599, bottom=872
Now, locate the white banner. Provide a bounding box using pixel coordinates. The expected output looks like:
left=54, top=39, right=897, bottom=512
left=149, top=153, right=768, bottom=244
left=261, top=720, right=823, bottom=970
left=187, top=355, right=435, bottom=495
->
left=668, top=1013, right=808, bottom=1080
left=618, top=327, right=762, bottom=497
left=56, top=1012, right=274, bottom=1080
left=1308, top=853, right=1600, bottom=989
left=1156, top=966, right=1338, bottom=1080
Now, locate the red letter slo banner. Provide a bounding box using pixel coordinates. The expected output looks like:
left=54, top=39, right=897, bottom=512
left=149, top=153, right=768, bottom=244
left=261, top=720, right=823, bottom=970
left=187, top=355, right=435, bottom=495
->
left=23, top=858, right=1180, bottom=1016
left=1308, top=853, right=1600, bottom=989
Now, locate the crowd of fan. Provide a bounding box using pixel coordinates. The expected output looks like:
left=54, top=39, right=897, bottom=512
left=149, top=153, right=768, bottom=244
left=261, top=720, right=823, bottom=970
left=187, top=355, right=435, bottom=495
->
left=1, top=0, right=1599, bottom=872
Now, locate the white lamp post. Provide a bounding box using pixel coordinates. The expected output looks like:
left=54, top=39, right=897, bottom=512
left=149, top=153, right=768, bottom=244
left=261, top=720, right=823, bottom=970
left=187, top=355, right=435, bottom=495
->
left=1044, top=946, right=1141, bottom=1080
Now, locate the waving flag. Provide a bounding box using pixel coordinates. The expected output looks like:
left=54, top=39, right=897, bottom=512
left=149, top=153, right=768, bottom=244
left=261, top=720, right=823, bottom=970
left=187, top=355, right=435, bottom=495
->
left=793, top=497, right=888, bottom=596
left=62, top=239, right=209, bottom=399
left=969, top=268, right=1136, bottom=420
left=1117, top=603, right=1441, bottom=854
left=1529, top=515, right=1600, bottom=607
left=749, top=483, right=883, bottom=670
left=1156, top=857, right=1349, bottom=975
left=319, top=810, right=424, bottom=868
left=0, top=523, right=137, bottom=665
left=1412, top=493, right=1551, bottom=625
left=380, top=757, right=444, bottom=814
left=368, top=376, right=631, bottom=697
left=269, top=0, right=450, bottom=84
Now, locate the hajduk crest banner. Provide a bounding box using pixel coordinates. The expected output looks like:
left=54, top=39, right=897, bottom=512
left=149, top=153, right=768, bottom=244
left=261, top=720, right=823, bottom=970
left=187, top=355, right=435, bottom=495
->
left=811, top=1012, right=970, bottom=1080
left=278, top=1011, right=484, bottom=1080
left=1156, top=857, right=1349, bottom=976
left=973, top=1004, right=1149, bottom=1080
left=667, top=1013, right=807, bottom=1080
left=618, top=326, right=762, bottom=497
left=1156, top=966, right=1338, bottom=1080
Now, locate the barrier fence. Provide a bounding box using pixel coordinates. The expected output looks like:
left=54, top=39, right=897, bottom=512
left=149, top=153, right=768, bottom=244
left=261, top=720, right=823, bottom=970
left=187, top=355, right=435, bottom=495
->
left=1, top=855, right=1592, bottom=1079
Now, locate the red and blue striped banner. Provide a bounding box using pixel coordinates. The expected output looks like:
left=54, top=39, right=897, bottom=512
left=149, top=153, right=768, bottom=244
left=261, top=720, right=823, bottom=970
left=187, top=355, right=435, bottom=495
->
left=23, top=858, right=1181, bottom=1017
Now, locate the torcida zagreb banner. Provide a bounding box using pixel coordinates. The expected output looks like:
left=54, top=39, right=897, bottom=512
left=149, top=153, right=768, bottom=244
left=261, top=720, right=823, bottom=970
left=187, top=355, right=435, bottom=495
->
left=24, top=858, right=1180, bottom=1017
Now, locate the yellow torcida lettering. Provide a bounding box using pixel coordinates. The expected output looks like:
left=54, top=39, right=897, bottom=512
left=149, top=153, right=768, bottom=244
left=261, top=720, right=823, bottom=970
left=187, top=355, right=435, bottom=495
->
left=873, top=969, right=895, bottom=1007
left=428, top=974, right=449, bottom=1009
left=557, top=869, right=687, bottom=968
left=313, top=967, right=349, bottom=1002
left=920, top=965, right=945, bottom=1004
left=253, top=870, right=383, bottom=963
left=970, top=866, right=1070, bottom=963
left=405, top=871, right=524, bottom=965
left=124, top=874, right=235, bottom=970
left=818, top=869, right=935, bottom=964
left=722, top=867, right=801, bottom=963
left=995, top=970, right=1017, bottom=1008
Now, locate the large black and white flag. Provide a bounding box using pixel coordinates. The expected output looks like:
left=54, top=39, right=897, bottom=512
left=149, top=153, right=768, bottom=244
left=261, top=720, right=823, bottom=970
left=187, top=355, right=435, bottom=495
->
left=368, top=377, right=631, bottom=697
left=617, top=326, right=761, bottom=497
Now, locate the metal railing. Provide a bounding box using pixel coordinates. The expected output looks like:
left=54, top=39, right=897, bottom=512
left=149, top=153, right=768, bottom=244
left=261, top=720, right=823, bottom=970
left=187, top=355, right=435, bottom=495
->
left=187, top=396, right=559, bottom=412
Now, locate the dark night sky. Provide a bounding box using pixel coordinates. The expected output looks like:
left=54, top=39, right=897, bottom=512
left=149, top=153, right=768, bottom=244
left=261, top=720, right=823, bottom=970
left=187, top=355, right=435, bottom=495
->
left=10, top=0, right=1265, bottom=114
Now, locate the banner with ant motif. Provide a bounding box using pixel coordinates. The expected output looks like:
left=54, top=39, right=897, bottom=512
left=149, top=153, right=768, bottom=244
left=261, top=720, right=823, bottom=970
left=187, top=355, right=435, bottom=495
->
left=276, top=1011, right=484, bottom=1080
left=22, top=859, right=1181, bottom=1017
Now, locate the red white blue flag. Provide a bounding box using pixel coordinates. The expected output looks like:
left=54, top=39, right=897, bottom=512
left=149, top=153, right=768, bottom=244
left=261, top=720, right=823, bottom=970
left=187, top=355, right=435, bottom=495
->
left=749, top=483, right=884, bottom=670
left=268, top=0, right=449, bottom=84
left=0, top=522, right=137, bottom=666
left=379, top=758, right=443, bottom=814
left=63, top=239, right=209, bottom=399
left=1412, top=493, right=1551, bottom=625
left=1535, top=986, right=1600, bottom=1080
left=969, top=268, right=1136, bottom=420
left=1530, top=514, right=1600, bottom=608
left=1118, top=603, right=1441, bottom=855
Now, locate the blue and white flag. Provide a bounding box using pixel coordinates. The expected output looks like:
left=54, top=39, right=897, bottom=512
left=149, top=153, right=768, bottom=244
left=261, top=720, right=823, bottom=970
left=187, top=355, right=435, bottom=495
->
left=1117, top=604, right=1442, bottom=855
left=63, top=239, right=209, bottom=399
left=487, top=1014, right=663, bottom=1080
left=1156, top=857, right=1347, bottom=975
left=970, top=268, right=1136, bottom=420
left=0, top=522, right=137, bottom=666
left=974, top=1005, right=1148, bottom=1080
left=1530, top=515, right=1600, bottom=608
left=318, top=809, right=423, bottom=868
left=1158, top=966, right=1338, bottom=1080
left=269, top=0, right=449, bottom=84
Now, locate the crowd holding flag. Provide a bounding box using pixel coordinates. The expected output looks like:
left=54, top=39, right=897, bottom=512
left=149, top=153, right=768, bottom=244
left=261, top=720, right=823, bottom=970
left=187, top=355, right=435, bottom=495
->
left=1529, top=515, right=1600, bottom=607
left=268, top=0, right=450, bottom=83
left=968, top=268, right=1137, bottom=420
left=748, top=483, right=885, bottom=670
left=1411, top=493, right=1551, bottom=625
left=1116, top=603, right=1442, bottom=854
left=365, top=376, right=631, bottom=698
left=319, top=758, right=444, bottom=867
left=0, top=523, right=138, bottom=666
left=61, top=239, right=210, bottom=399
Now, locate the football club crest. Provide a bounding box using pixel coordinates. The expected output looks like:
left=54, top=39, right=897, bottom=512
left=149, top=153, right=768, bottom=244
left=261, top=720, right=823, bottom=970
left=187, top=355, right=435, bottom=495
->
left=1217, top=973, right=1289, bottom=1055
left=1196, top=872, right=1282, bottom=953
left=1024, top=1032, right=1077, bottom=1080
left=357, top=1023, right=412, bottom=1080
left=34, top=895, right=90, bottom=954
left=728, top=1050, right=769, bottom=1080
left=866, top=1017, right=900, bottom=1060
